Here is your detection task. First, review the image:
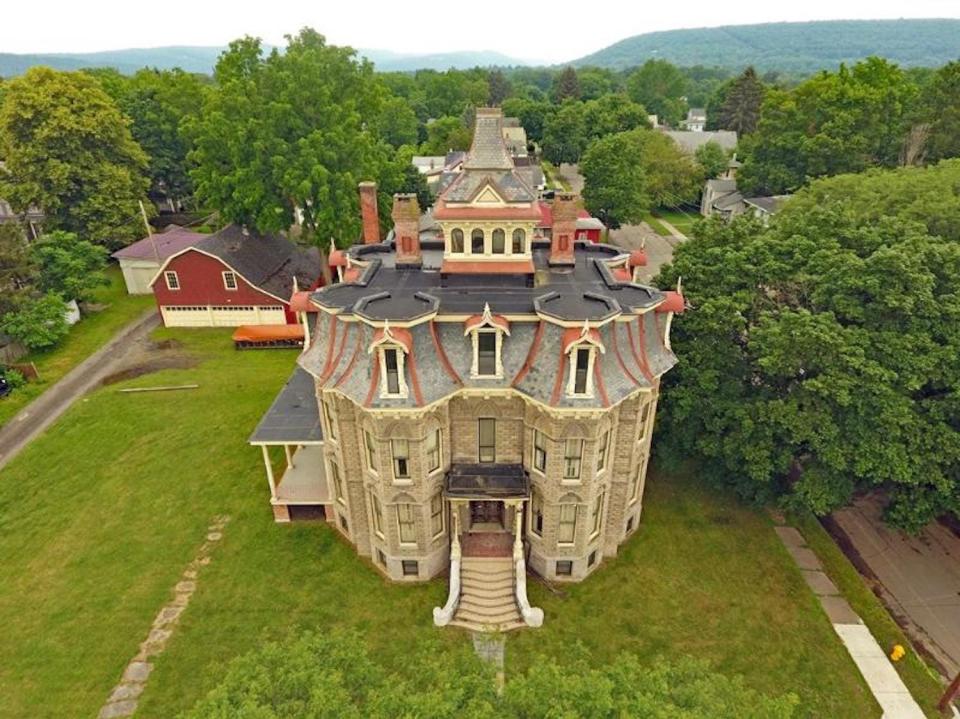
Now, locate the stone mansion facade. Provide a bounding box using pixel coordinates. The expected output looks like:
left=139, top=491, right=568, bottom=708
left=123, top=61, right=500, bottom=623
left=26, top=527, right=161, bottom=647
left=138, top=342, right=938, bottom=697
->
left=249, top=108, right=684, bottom=630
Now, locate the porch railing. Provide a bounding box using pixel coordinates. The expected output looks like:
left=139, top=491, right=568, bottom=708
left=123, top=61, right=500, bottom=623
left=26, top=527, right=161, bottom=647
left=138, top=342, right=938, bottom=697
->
left=433, top=513, right=462, bottom=626
left=512, top=504, right=543, bottom=627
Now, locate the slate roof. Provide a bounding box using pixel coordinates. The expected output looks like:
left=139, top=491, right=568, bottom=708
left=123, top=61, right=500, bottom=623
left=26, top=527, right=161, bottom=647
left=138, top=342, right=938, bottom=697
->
left=112, top=226, right=207, bottom=262
left=248, top=366, right=323, bottom=444
left=463, top=109, right=515, bottom=170
left=744, top=196, right=787, bottom=214
left=193, top=224, right=322, bottom=301
left=663, top=130, right=738, bottom=153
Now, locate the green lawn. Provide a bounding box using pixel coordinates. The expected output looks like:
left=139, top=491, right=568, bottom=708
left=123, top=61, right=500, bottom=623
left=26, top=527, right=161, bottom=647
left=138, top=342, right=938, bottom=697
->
left=652, top=207, right=701, bottom=237
left=0, top=265, right=154, bottom=427
left=0, top=329, right=884, bottom=718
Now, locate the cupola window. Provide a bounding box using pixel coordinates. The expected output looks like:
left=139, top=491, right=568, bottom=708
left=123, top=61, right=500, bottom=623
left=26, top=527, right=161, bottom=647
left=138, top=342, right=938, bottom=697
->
left=512, top=228, right=526, bottom=254
left=471, top=228, right=484, bottom=254
left=451, top=228, right=464, bottom=253
left=492, top=228, right=505, bottom=254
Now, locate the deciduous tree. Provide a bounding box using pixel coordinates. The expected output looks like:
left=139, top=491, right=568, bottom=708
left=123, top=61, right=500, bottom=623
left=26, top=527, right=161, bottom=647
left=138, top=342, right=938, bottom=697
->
left=627, top=59, right=687, bottom=127
left=32, top=231, right=108, bottom=303
left=695, top=140, right=729, bottom=179
left=541, top=102, right=586, bottom=164
left=552, top=66, right=581, bottom=102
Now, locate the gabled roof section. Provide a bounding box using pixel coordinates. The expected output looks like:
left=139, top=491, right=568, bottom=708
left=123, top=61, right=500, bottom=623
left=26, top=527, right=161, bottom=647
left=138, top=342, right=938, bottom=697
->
left=463, top=108, right=515, bottom=171
left=112, top=226, right=207, bottom=261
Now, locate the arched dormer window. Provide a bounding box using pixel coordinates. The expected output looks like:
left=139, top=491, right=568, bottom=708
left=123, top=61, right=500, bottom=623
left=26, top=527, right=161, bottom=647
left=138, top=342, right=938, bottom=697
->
left=464, top=303, right=510, bottom=378
left=471, top=228, right=484, bottom=254
left=492, top=228, right=505, bottom=254
left=512, top=228, right=526, bottom=254
left=451, top=228, right=464, bottom=253
left=368, top=323, right=412, bottom=398
left=562, top=323, right=605, bottom=397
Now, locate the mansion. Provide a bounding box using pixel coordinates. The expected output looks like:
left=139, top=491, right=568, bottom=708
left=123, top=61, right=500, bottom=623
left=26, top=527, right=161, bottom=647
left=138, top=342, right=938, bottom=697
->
left=249, top=108, right=684, bottom=631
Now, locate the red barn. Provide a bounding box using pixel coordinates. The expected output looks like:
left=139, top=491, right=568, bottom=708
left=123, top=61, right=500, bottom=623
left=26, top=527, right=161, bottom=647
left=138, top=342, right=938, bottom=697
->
left=537, top=201, right=605, bottom=243
left=151, top=225, right=322, bottom=327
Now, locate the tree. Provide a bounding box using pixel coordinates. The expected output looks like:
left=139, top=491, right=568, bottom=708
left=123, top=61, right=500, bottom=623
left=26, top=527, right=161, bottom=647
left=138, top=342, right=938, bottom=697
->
left=576, top=67, right=621, bottom=100
left=552, top=66, right=581, bottom=102
left=187, top=30, right=393, bottom=283
left=420, top=115, right=472, bottom=155
left=500, top=98, right=551, bottom=143
left=695, top=140, right=729, bottom=179
left=486, top=69, right=512, bottom=105
left=581, top=131, right=650, bottom=227
left=0, top=223, right=38, bottom=315
left=31, top=231, right=108, bottom=303
left=378, top=95, right=420, bottom=148
left=739, top=58, right=918, bottom=195
left=656, top=160, right=960, bottom=532
left=581, top=94, right=650, bottom=143
left=0, top=292, right=69, bottom=350
left=541, top=102, right=586, bottom=164
left=920, top=61, right=960, bottom=162
left=0, top=67, right=150, bottom=249
left=715, top=67, right=766, bottom=135
left=183, top=632, right=795, bottom=719
left=627, top=59, right=687, bottom=127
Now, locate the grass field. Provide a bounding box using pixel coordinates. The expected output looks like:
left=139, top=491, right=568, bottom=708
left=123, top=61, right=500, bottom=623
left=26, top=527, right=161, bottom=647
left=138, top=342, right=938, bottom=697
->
left=652, top=207, right=702, bottom=237
left=0, top=329, right=884, bottom=718
left=0, top=265, right=154, bottom=427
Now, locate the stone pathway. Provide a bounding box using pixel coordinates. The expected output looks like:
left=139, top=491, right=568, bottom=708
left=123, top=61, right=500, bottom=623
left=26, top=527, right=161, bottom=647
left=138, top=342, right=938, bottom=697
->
left=472, top=632, right=506, bottom=693
left=771, top=516, right=925, bottom=718
left=97, top=515, right=230, bottom=719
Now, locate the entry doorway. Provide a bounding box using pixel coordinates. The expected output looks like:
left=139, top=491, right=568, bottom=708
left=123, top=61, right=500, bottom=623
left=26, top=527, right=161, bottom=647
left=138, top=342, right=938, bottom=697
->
left=469, top=500, right=504, bottom=531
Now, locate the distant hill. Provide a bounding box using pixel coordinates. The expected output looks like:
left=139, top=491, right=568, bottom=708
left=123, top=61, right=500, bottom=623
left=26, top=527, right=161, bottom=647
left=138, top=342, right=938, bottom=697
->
left=0, top=46, right=529, bottom=77
left=572, top=19, right=960, bottom=72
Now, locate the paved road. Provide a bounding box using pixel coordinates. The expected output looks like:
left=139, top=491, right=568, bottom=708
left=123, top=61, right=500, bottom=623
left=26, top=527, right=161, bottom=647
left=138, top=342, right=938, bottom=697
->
left=832, top=495, right=960, bottom=678
left=0, top=310, right=160, bottom=472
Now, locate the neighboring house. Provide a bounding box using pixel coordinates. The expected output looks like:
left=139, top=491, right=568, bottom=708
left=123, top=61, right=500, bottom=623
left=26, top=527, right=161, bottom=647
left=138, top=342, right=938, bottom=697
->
left=663, top=129, right=738, bottom=155
left=111, top=225, right=208, bottom=295
left=501, top=117, right=528, bottom=158
left=682, top=108, right=707, bottom=132
left=249, top=108, right=683, bottom=632
left=700, top=177, right=788, bottom=222
left=412, top=156, right=447, bottom=175
left=744, top=196, right=789, bottom=224
left=151, top=225, right=322, bottom=327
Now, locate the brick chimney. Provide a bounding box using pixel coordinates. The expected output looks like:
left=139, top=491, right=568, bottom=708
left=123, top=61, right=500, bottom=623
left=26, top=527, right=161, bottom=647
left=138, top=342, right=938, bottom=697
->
left=391, top=193, right=421, bottom=266
left=549, top=192, right=579, bottom=266
left=359, top=181, right=380, bottom=244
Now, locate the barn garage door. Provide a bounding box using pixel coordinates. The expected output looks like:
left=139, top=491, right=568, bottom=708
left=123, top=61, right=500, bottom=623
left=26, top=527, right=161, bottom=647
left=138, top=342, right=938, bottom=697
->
left=161, top=305, right=286, bottom=327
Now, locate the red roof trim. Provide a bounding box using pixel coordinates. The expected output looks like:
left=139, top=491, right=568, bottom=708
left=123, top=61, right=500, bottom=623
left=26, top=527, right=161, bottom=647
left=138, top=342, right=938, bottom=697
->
left=550, top=345, right=568, bottom=406
left=626, top=319, right=654, bottom=383
left=512, top=320, right=545, bottom=386
left=333, top=329, right=363, bottom=389
left=464, top=313, right=510, bottom=334
left=562, top=327, right=603, bottom=355
left=371, top=326, right=413, bottom=353
left=430, top=321, right=464, bottom=386
left=611, top=323, right=641, bottom=386
left=594, top=360, right=611, bottom=408
left=318, top=315, right=339, bottom=383
left=406, top=346, right=425, bottom=407
left=433, top=204, right=542, bottom=221
left=635, top=317, right=655, bottom=381
left=322, top=322, right=351, bottom=386
left=364, top=353, right=381, bottom=407
left=652, top=313, right=666, bottom=350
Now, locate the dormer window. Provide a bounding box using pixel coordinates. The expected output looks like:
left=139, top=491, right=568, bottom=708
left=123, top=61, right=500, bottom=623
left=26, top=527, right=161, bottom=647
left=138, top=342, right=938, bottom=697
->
left=563, top=323, right=605, bottom=398
left=465, top=303, right=510, bottom=379
left=451, top=228, right=464, bottom=253
left=512, top=229, right=525, bottom=254
left=369, top=324, right=412, bottom=398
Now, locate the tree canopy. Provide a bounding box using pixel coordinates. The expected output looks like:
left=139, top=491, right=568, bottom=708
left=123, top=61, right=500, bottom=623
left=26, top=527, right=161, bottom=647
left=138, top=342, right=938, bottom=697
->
left=0, top=67, right=150, bottom=249
left=657, top=159, right=960, bottom=532
left=712, top=67, right=766, bottom=135
left=627, top=59, right=687, bottom=127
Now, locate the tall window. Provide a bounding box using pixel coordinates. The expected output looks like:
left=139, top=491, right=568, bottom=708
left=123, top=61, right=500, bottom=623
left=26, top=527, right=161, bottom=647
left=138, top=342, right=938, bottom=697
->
left=533, top=429, right=547, bottom=472
left=426, top=428, right=441, bottom=473
left=596, top=430, right=609, bottom=473
left=222, top=271, right=238, bottom=291
left=631, top=456, right=646, bottom=504
left=530, top=491, right=544, bottom=537
left=322, top=399, right=337, bottom=441
left=384, top=348, right=400, bottom=395
left=591, top=491, right=605, bottom=537
left=392, top=439, right=410, bottom=480
left=512, top=228, right=525, bottom=254
left=397, top=504, right=417, bottom=544
left=638, top=401, right=652, bottom=442
left=471, top=228, right=484, bottom=254
left=492, top=228, right=505, bottom=254
left=563, top=439, right=583, bottom=480
left=477, top=331, right=497, bottom=376
left=478, top=418, right=496, bottom=463
left=164, top=271, right=180, bottom=290
left=370, top=491, right=384, bottom=537
left=451, top=228, right=464, bottom=253
left=430, top=494, right=444, bottom=537
left=574, top=348, right=590, bottom=395
left=364, top=430, right=379, bottom=473
left=330, top=459, right=345, bottom=503
left=558, top=504, right=578, bottom=544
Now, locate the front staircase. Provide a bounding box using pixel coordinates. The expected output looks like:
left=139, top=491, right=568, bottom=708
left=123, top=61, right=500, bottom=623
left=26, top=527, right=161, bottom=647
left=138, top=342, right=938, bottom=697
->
left=449, top=556, right=525, bottom=631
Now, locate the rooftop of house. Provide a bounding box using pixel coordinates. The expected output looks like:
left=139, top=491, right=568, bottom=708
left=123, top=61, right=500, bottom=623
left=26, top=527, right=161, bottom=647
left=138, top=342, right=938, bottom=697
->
left=112, top=225, right=208, bottom=262
left=663, top=129, right=738, bottom=153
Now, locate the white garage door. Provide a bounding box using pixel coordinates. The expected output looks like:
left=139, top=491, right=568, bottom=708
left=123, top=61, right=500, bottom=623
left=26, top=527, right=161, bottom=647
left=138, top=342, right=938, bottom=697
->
left=161, top=305, right=286, bottom=327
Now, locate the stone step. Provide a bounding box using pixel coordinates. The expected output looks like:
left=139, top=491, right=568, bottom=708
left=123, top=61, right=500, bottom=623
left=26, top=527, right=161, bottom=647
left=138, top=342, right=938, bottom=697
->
left=459, top=594, right=517, bottom=611
left=454, top=606, right=522, bottom=626
left=449, top=618, right=527, bottom=633
left=460, top=584, right=515, bottom=600
left=461, top=560, right=513, bottom=573
left=461, top=568, right=513, bottom=582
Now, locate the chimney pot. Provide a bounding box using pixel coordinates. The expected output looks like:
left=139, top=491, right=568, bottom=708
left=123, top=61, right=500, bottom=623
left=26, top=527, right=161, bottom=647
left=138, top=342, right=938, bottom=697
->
left=392, top=194, right=421, bottom=267
left=359, top=181, right=380, bottom=245
left=549, top=192, right=580, bottom=266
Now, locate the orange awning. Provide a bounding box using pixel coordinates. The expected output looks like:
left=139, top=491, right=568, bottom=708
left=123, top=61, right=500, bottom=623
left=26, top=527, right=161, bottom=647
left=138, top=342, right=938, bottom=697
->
left=232, top=324, right=305, bottom=343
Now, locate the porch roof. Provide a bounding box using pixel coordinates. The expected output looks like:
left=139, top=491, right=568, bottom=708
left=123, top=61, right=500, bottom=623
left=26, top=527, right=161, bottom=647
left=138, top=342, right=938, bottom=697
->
left=445, top=463, right=529, bottom=499
left=249, top=367, right=323, bottom=445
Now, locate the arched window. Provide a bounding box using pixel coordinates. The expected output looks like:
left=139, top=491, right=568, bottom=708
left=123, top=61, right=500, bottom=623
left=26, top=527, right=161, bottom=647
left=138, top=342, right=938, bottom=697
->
left=512, top=228, right=526, bottom=254
left=471, top=229, right=485, bottom=254
left=450, top=228, right=464, bottom=253
left=492, top=228, right=505, bottom=254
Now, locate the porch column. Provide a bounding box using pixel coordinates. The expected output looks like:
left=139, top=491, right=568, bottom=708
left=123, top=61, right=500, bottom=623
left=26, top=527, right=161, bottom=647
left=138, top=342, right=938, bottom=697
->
left=512, top=501, right=524, bottom=558
left=284, top=444, right=293, bottom=470
left=261, top=445, right=277, bottom=499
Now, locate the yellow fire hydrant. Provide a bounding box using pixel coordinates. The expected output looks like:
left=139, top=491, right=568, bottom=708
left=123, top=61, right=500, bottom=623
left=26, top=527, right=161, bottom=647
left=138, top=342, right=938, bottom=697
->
left=890, top=644, right=906, bottom=662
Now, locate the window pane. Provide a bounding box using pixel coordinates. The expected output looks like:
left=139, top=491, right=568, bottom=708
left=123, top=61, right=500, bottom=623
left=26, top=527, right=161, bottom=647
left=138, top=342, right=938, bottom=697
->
left=564, top=439, right=582, bottom=479
left=397, top=504, right=416, bottom=543
left=392, top=439, right=410, bottom=478
left=574, top=348, right=590, bottom=394
left=478, top=418, right=496, bottom=462
left=592, top=492, right=604, bottom=535
left=471, top=229, right=484, bottom=254
left=533, top=429, right=547, bottom=472
left=596, top=430, right=608, bottom=472
left=512, top=228, right=525, bottom=254
left=531, top=492, right=543, bottom=536
left=559, top=505, right=577, bottom=543
left=385, top=349, right=400, bottom=395
left=451, top=228, right=464, bottom=253
left=427, top=428, right=441, bottom=472
left=365, top=431, right=378, bottom=473
left=477, top=332, right=496, bottom=375
left=431, top=494, right=444, bottom=536
left=492, top=228, right=505, bottom=253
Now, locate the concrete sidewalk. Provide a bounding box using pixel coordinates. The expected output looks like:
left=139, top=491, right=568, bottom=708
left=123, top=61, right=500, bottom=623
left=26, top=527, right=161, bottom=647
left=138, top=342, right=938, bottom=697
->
left=832, top=495, right=960, bottom=678
left=0, top=309, right=160, bottom=472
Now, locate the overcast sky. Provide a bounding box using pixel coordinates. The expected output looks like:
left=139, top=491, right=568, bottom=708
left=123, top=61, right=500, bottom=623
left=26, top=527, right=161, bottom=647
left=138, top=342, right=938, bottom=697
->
left=3, top=1, right=959, bottom=63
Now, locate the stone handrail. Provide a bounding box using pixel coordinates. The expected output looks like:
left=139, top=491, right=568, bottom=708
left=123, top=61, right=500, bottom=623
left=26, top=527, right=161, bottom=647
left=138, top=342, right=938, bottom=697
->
left=433, top=530, right=461, bottom=626
left=514, top=546, right=544, bottom=628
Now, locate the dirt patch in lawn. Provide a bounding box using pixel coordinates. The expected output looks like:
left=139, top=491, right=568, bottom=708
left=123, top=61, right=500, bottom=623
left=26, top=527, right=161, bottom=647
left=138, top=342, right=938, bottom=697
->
left=100, top=356, right=199, bottom=386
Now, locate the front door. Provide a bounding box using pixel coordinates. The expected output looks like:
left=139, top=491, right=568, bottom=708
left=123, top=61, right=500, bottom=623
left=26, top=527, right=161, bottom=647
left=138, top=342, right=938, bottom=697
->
left=469, top=501, right=504, bottom=529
